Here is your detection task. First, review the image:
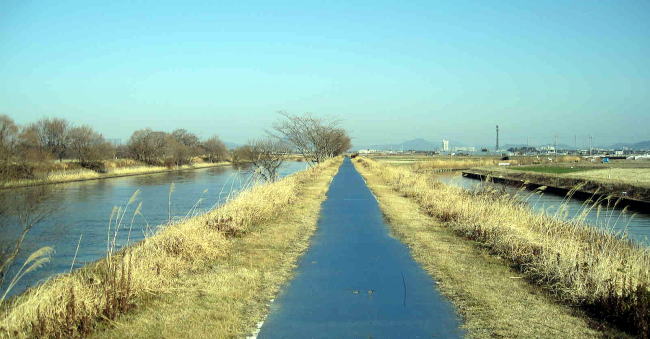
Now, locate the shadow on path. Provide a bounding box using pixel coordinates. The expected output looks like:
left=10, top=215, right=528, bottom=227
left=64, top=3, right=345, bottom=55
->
left=258, top=158, right=464, bottom=338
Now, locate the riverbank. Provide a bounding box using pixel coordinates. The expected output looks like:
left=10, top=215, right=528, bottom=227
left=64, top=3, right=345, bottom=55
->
left=0, top=157, right=342, bottom=338
left=355, top=157, right=649, bottom=337
left=463, top=167, right=650, bottom=208
left=0, top=162, right=229, bottom=190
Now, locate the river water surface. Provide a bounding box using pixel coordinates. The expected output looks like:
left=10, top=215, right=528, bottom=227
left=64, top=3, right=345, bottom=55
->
left=1, top=162, right=308, bottom=297
left=436, top=173, right=650, bottom=245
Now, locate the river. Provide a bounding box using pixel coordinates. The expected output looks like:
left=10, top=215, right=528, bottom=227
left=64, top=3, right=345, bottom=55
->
left=436, top=173, right=650, bottom=245
left=1, top=162, right=308, bottom=298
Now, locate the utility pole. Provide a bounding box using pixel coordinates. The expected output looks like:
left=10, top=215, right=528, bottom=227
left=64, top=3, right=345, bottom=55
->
left=496, top=125, right=499, bottom=152
left=589, top=135, right=593, bottom=156
left=554, top=134, right=558, bottom=158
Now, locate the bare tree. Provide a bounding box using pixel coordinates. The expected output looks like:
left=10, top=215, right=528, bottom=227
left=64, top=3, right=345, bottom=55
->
left=165, top=136, right=193, bottom=166
left=230, top=145, right=252, bottom=165
left=246, top=138, right=290, bottom=182
left=32, top=118, right=70, bottom=161
left=17, top=125, right=52, bottom=164
left=127, top=129, right=167, bottom=165
left=68, top=125, right=112, bottom=165
left=171, top=129, right=200, bottom=150
left=271, top=112, right=350, bottom=164
left=202, top=136, right=228, bottom=163
left=0, top=115, right=18, bottom=181
left=321, top=127, right=351, bottom=158
left=166, top=129, right=201, bottom=166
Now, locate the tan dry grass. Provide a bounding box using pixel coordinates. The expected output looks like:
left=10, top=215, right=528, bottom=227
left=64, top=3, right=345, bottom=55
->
left=563, top=168, right=650, bottom=188
left=355, top=157, right=650, bottom=337
left=0, top=162, right=228, bottom=189
left=411, top=155, right=585, bottom=172
left=0, top=157, right=342, bottom=338
left=357, top=164, right=604, bottom=338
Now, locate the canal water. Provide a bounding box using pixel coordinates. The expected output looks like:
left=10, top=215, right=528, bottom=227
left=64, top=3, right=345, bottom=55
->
left=258, top=158, right=463, bottom=338
left=0, top=162, right=308, bottom=298
left=436, top=173, right=650, bottom=245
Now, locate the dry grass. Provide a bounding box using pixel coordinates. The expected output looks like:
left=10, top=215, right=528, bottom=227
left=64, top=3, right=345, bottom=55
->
left=564, top=168, right=650, bottom=188
left=0, top=162, right=228, bottom=189
left=410, top=155, right=585, bottom=172
left=356, top=163, right=606, bottom=338
left=355, top=157, right=650, bottom=337
left=412, top=158, right=500, bottom=170
left=470, top=165, right=650, bottom=202
left=47, top=169, right=100, bottom=181
left=0, top=157, right=342, bottom=338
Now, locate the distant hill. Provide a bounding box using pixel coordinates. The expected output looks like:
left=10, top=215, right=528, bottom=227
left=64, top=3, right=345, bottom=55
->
left=634, top=140, right=650, bottom=150
left=606, top=140, right=650, bottom=150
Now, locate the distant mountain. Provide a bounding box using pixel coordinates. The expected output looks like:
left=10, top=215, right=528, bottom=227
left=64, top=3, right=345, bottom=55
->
left=607, top=140, right=650, bottom=150
left=354, top=138, right=465, bottom=151
left=634, top=140, right=650, bottom=150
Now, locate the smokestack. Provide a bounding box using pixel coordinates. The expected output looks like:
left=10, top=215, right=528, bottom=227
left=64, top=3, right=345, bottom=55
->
left=496, top=125, right=499, bottom=151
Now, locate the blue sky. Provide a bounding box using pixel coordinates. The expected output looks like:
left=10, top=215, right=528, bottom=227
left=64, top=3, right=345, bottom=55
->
left=1, top=1, right=648, bottom=147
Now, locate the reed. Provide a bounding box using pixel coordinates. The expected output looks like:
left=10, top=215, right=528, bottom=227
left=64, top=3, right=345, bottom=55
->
left=355, top=157, right=650, bottom=337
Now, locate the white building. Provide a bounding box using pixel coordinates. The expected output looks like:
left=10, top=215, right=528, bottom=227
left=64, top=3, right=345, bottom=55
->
left=442, top=139, right=449, bottom=152
left=454, top=146, right=476, bottom=152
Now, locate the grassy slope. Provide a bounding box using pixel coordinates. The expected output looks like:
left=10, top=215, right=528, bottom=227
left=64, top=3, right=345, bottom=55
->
left=563, top=168, right=650, bottom=188
left=1, top=158, right=341, bottom=338
left=494, top=165, right=650, bottom=188
left=468, top=166, right=650, bottom=202
left=355, top=161, right=603, bottom=338
left=1, top=162, right=227, bottom=189
left=509, top=166, right=596, bottom=174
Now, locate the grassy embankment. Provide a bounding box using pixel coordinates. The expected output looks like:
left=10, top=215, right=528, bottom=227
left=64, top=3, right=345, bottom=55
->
left=470, top=165, right=650, bottom=202
left=0, top=160, right=228, bottom=189
left=0, top=157, right=342, bottom=338
left=369, top=155, right=584, bottom=171
left=354, top=157, right=649, bottom=338
left=512, top=166, right=650, bottom=188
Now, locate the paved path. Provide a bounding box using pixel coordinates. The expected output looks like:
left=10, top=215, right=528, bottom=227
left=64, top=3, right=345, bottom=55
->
left=258, top=158, right=464, bottom=338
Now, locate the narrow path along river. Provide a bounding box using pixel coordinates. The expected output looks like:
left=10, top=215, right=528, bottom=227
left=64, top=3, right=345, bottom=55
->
left=1, top=162, right=307, bottom=297
left=258, top=158, right=464, bottom=338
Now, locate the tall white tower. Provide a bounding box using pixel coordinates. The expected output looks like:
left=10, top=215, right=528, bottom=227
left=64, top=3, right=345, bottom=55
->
left=442, top=139, right=449, bottom=152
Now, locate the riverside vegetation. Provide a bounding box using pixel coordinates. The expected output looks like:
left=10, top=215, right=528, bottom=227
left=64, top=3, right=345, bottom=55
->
left=354, top=157, right=649, bottom=338
left=0, top=115, right=230, bottom=189
left=0, top=157, right=342, bottom=338
left=470, top=164, right=650, bottom=202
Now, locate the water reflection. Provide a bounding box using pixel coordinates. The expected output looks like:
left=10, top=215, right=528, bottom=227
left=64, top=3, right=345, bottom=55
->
left=436, top=173, right=650, bottom=245
left=0, top=162, right=307, bottom=297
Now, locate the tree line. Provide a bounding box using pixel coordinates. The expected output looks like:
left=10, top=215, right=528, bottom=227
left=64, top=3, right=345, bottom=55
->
left=0, top=112, right=351, bottom=183
left=0, top=115, right=228, bottom=181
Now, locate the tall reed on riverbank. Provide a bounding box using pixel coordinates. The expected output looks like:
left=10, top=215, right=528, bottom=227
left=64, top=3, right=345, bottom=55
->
left=356, top=157, right=650, bottom=337
left=0, top=158, right=340, bottom=337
